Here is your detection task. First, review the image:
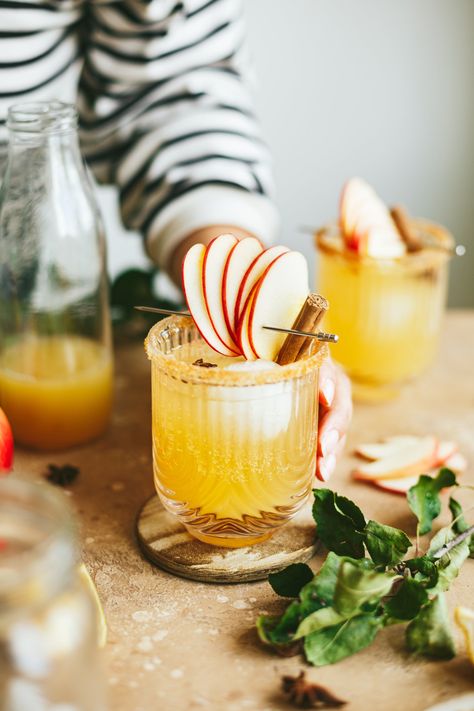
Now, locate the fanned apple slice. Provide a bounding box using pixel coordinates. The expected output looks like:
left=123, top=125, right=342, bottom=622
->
left=222, top=236, right=263, bottom=344
left=234, top=245, right=289, bottom=324
left=340, top=177, right=405, bottom=257
left=352, top=435, right=438, bottom=481
left=248, top=251, right=309, bottom=361
left=182, top=243, right=237, bottom=357
left=236, top=285, right=258, bottom=361
left=373, top=475, right=421, bottom=494
left=355, top=436, right=421, bottom=461
left=202, top=234, right=240, bottom=354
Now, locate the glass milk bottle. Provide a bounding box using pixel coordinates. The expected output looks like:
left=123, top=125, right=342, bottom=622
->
left=0, top=476, right=106, bottom=711
left=0, top=102, right=113, bottom=450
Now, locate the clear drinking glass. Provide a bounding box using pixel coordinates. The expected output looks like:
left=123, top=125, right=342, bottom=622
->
left=315, top=220, right=453, bottom=401
left=145, top=316, right=326, bottom=548
left=0, top=477, right=106, bottom=711
left=0, top=102, right=113, bottom=450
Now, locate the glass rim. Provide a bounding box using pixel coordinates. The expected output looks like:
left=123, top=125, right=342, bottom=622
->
left=315, top=218, right=454, bottom=270
left=0, top=476, right=76, bottom=600
left=145, top=315, right=328, bottom=386
left=7, top=101, right=77, bottom=134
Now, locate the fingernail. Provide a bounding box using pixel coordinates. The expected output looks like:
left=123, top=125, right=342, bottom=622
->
left=319, top=454, right=336, bottom=482
left=320, top=378, right=335, bottom=407
left=321, top=429, right=339, bottom=457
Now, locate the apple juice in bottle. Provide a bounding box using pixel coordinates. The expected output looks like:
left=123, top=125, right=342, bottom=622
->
left=0, top=102, right=113, bottom=449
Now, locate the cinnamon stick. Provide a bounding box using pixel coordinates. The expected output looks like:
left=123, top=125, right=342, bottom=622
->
left=276, top=293, right=328, bottom=366
left=390, top=205, right=423, bottom=252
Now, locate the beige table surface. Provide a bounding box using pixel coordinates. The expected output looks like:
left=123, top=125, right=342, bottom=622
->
left=16, top=310, right=474, bottom=711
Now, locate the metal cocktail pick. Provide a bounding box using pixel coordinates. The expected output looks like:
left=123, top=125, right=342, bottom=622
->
left=134, top=306, right=339, bottom=344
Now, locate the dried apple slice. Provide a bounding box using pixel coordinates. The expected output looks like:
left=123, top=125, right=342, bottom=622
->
left=222, top=236, right=263, bottom=343
left=248, top=251, right=309, bottom=361
left=443, top=452, right=467, bottom=473
left=352, top=435, right=438, bottom=481
left=355, top=436, right=421, bottom=461
left=234, top=245, right=289, bottom=324
left=182, top=243, right=237, bottom=357
left=202, top=234, right=240, bottom=354
left=434, top=441, right=458, bottom=467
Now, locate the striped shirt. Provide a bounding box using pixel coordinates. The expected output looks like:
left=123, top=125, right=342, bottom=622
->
left=0, top=0, right=278, bottom=268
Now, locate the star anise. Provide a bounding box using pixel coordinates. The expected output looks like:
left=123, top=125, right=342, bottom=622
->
left=281, top=671, right=346, bottom=709
left=46, top=464, right=80, bottom=487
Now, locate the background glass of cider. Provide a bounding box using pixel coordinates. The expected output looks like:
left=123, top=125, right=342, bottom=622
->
left=145, top=316, right=326, bottom=548
left=315, top=219, right=453, bottom=402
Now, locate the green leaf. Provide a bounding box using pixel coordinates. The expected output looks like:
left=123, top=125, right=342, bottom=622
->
left=333, top=560, right=396, bottom=617
left=364, top=520, right=411, bottom=566
left=312, top=489, right=366, bottom=558
left=256, top=614, right=281, bottom=645
left=428, top=525, right=470, bottom=593
left=268, top=563, right=314, bottom=598
left=405, top=557, right=439, bottom=589
left=407, top=469, right=457, bottom=535
left=295, top=607, right=345, bottom=640
left=299, top=552, right=341, bottom=610
left=304, top=614, right=382, bottom=666
left=384, top=578, right=428, bottom=621
left=259, top=600, right=303, bottom=646
left=449, top=497, right=474, bottom=558
left=406, top=594, right=456, bottom=659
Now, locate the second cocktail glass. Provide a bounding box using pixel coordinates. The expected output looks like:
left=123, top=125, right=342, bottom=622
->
left=146, top=316, right=326, bottom=548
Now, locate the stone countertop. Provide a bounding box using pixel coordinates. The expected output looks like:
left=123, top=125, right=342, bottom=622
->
left=16, top=310, right=474, bottom=711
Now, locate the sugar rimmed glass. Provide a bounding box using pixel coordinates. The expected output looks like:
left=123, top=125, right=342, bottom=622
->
left=145, top=316, right=326, bottom=548
left=315, top=219, right=453, bottom=401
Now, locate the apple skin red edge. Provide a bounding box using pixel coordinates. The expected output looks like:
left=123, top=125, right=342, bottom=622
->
left=181, top=252, right=230, bottom=357
left=201, top=236, right=240, bottom=355
left=0, top=408, right=13, bottom=473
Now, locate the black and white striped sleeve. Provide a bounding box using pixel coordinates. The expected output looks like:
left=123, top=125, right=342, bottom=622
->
left=78, top=0, right=279, bottom=269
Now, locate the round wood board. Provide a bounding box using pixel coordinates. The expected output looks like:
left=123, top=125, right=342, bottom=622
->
left=136, top=495, right=318, bottom=583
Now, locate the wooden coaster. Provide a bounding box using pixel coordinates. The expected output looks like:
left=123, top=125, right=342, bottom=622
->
left=136, top=495, right=318, bottom=584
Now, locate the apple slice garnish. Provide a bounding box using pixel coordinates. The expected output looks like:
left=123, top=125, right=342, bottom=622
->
left=0, top=407, right=13, bottom=473
left=340, top=177, right=405, bottom=257
left=352, top=435, right=438, bottom=481
left=222, top=236, right=263, bottom=344
left=443, top=452, right=467, bottom=472
left=202, top=234, right=241, bottom=354
left=247, top=251, right=309, bottom=361
left=236, top=285, right=258, bottom=361
left=234, top=245, right=289, bottom=325
left=182, top=243, right=237, bottom=357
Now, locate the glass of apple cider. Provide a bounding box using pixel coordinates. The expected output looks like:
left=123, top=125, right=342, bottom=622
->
left=145, top=316, right=326, bottom=548
left=315, top=219, right=453, bottom=402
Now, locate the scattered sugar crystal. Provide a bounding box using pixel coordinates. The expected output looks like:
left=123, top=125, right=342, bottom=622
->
left=152, top=629, right=168, bottom=641
left=132, top=611, right=152, bottom=622
left=170, top=668, right=184, bottom=679
left=137, top=636, right=153, bottom=652
left=232, top=600, right=249, bottom=610
left=85, top=537, right=95, bottom=545
left=143, top=662, right=155, bottom=671
left=249, top=597, right=257, bottom=603
left=208, top=628, right=219, bottom=636
left=216, top=595, right=229, bottom=603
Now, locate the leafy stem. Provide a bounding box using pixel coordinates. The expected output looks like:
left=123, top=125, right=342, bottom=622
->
left=430, top=524, right=474, bottom=560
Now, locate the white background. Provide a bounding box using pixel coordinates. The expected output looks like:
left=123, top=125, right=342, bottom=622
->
left=105, top=0, right=474, bottom=307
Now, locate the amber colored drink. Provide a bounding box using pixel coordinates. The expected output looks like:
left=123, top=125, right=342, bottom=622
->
left=316, top=220, right=452, bottom=401
left=0, top=336, right=113, bottom=450
left=146, top=317, right=325, bottom=548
